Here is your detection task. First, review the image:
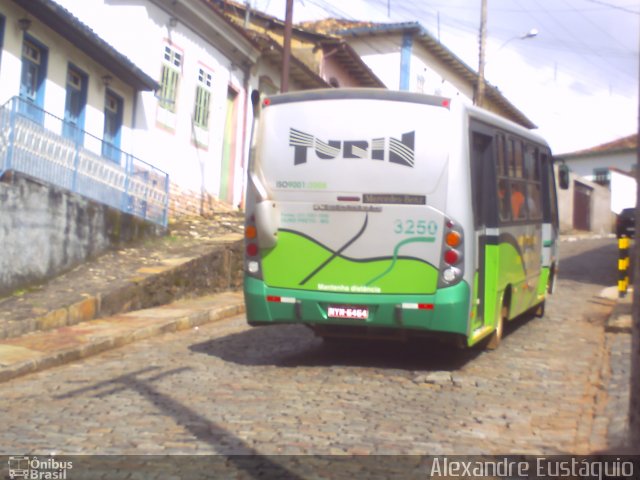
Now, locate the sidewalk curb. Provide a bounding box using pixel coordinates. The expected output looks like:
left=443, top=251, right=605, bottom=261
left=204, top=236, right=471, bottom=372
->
left=600, top=286, right=633, bottom=334
left=0, top=236, right=243, bottom=341
left=0, top=292, right=245, bottom=384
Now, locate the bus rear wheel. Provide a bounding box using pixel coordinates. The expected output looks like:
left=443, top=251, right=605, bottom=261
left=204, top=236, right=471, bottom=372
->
left=486, top=303, right=507, bottom=350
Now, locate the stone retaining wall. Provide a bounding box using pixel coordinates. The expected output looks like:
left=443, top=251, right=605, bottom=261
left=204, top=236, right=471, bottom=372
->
left=0, top=172, right=162, bottom=297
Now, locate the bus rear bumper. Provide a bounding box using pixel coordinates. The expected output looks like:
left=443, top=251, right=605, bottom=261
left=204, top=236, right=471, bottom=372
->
left=244, top=277, right=471, bottom=336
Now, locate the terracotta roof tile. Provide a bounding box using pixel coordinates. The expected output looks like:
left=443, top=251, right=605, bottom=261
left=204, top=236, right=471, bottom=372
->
left=562, top=133, right=637, bottom=157
left=299, top=19, right=379, bottom=34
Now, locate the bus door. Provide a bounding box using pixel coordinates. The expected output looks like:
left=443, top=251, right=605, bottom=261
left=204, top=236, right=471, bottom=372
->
left=540, top=150, right=559, bottom=293
left=469, top=123, right=499, bottom=334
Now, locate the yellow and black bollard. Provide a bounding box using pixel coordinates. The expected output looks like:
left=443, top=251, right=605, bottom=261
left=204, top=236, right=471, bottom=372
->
left=618, top=236, right=631, bottom=298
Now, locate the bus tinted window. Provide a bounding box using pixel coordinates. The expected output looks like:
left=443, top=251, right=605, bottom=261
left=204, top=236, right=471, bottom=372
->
left=527, top=183, right=543, bottom=219
left=514, top=140, right=524, bottom=178
left=506, top=139, right=514, bottom=177
left=498, top=178, right=511, bottom=222
left=496, top=135, right=507, bottom=176
left=510, top=181, right=528, bottom=220
left=523, top=144, right=537, bottom=180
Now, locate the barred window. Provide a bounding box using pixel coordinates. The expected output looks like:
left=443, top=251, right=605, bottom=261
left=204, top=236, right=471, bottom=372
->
left=193, top=68, right=212, bottom=128
left=158, top=45, right=182, bottom=112
left=496, top=134, right=544, bottom=224
left=593, top=168, right=610, bottom=187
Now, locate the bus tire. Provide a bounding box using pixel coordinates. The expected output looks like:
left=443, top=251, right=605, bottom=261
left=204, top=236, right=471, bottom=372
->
left=486, top=302, right=507, bottom=350
left=535, top=300, right=545, bottom=318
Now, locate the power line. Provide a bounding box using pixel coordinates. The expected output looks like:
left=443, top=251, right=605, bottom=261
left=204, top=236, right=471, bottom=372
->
left=527, top=0, right=635, bottom=82
left=582, top=0, right=640, bottom=15
left=561, top=0, right=634, bottom=55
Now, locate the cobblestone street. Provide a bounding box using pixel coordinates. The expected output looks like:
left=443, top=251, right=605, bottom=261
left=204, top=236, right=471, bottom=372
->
left=0, top=238, right=620, bottom=458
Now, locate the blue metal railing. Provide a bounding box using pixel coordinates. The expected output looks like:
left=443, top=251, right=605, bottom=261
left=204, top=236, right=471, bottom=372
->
left=0, top=96, right=169, bottom=227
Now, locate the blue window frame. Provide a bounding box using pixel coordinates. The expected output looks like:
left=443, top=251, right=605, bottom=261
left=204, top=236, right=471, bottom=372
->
left=63, top=64, right=88, bottom=144
left=102, top=89, right=123, bottom=163
left=19, top=34, right=48, bottom=124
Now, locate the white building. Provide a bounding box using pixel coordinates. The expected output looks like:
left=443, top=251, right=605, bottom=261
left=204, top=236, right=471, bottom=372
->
left=302, top=20, right=536, bottom=130
left=48, top=0, right=265, bottom=213
left=0, top=0, right=170, bottom=224
left=557, top=133, right=637, bottom=214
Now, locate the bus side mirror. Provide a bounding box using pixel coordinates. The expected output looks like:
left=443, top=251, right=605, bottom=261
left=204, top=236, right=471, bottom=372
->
left=251, top=89, right=261, bottom=116
left=558, top=164, right=570, bottom=190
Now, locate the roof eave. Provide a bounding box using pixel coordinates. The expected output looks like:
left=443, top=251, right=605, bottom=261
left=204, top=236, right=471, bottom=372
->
left=318, top=40, right=386, bottom=88
left=12, top=0, right=159, bottom=91
left=336, top=21, right=536, bottom=128
left=556, top=147, right=636, bottom=160
left=247, top=33, right=328, bottom=90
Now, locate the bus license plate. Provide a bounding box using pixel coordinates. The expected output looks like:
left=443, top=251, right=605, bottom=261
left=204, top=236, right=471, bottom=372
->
left=327, top=305, right=368, bottom=320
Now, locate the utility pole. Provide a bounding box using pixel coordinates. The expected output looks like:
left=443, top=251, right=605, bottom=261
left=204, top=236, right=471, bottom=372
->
left=281, top=0, right=294, bottom=93
left=244, top=0, right=251, bottom=28
left=475, top=0, right=487, bottom=107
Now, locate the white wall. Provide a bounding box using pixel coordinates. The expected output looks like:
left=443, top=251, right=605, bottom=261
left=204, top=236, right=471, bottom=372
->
left=410, top=44, right=473, bottom=102
left=556, top=165, right=613, bottom=234
left=610, top=170, right=636, bottom=214
left=346, top=33, right=476, bottom=104
left=347, top=35, right=403, bottom=90
left=564, top=151, right=637, bottom=180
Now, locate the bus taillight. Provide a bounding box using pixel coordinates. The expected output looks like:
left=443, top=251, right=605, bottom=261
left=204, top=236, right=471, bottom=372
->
left=245, top=225, right=257, bottom=239
left=246, top=243, right=259, bottom=257
left=444, top=249, right=460, bottom=265
left=245, top=215, right=262, bottom=277
left=445, top=231, right=461, bottom=248
left=439, top=218, right=464, bottom=287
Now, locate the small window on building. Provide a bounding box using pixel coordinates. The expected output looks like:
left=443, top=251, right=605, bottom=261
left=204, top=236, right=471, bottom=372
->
left=158, top=44, right=182, bottom=112
left=593, top=168, right=610, bottom=187
left=193, top=67, right=212, bottom=128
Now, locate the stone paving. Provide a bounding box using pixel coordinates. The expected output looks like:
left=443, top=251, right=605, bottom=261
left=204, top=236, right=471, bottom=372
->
left=0, top=238, right=626, bottom=462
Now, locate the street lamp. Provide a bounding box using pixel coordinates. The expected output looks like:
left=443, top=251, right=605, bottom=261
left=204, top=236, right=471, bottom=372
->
left=496, top=28, right=538, bottom=52
left=475, top=7, right=539, bottom=108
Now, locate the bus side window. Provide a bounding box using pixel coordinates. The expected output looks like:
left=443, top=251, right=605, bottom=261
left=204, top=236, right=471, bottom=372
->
left=506, top=138, right=515, bottom=176
left=523, top=144, right=537, bottom=180
left=498, top=178, right=511, bottom=222
left=510, top=181, right=528, bottom=220
left=514, top=140, right=524, bottom=178
left=527, top=183, right=543, bottom=219
left=496, top=134, right=507, bottom=176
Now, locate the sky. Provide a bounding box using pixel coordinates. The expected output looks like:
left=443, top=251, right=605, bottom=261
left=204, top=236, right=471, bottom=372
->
left=251, top=0, right=639, bottom=154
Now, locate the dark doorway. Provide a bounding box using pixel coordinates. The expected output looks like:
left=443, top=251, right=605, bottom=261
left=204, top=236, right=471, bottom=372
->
left=573, top=181, right=592, bottom=231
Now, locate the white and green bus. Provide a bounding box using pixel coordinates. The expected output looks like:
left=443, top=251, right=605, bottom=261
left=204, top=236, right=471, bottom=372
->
left=243, top=89, right=560, bottom=349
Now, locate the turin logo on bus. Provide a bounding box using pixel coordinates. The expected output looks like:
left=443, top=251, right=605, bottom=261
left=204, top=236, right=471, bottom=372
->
left=289, top=128, right=415, bottom=168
